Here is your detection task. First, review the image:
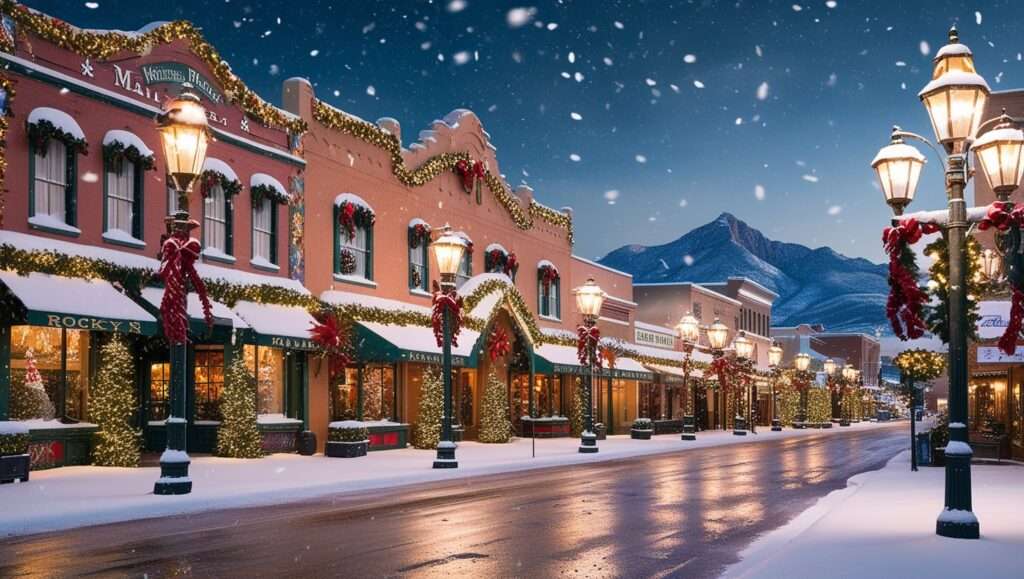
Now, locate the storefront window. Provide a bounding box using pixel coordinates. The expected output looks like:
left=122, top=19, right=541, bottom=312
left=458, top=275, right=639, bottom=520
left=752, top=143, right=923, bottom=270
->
left=362, top=364, right=395, bottom=421
left=149, top=362, right=170, bottom=422
left=194, top=349, right=224, bottom=421
left=330, top=368, right=358, bottom=421
left=1012, top=382, right=1022, bottom=448
left=457, top=369, right=475, bottom=427
left=244, top=345, right=284, bottom=415
left=969, top=378, right=1007, bottom=435
left=9, top=326, right=89, bottom=421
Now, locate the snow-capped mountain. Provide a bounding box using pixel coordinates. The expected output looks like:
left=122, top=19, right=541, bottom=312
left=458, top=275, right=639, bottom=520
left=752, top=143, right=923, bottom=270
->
left=598, top=212, right=888, bottom=334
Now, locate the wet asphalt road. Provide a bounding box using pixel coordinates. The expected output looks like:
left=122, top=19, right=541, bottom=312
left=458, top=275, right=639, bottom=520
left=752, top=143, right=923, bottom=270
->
left=0, top=423, right=905, bottom=579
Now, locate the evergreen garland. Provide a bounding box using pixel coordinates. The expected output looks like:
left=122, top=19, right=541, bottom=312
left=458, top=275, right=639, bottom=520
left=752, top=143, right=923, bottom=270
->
left=923, top=235, right=983, bottom=343
left=251, top=183, right=289, bottom=205
left=216, top=355, right=264, bottom=458
left=478, top=371, right=513, bottom=443
left=27, top=119, right=88, bottom=156
left=199, top=170, right=243, bottom=198
left=102, top=140, right=156, bottom=174
left=0, top=431, right=29, bottom=456
left=412, top=366, right=443, bottom=449
left=91, top=335, right=141, bottom=467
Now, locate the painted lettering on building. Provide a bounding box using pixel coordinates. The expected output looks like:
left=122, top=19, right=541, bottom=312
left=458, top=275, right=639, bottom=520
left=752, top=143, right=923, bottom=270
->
left=268, top=336, right=317, bottom=351
left=44, top=314, right=143, bottom=334
left=405, top=351, right=466, bottom=367
left=140, top=62, right=224, bottom=104
left=634, top=328, right=675, bottom=349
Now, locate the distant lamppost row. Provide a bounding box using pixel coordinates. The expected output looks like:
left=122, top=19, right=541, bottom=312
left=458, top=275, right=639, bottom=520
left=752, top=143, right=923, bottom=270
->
left=676, top=312, right=701, bottom=441
left=153, top=87, right=210, bottom=496
left=705, top=318, right=730, bottom=431
left=840, top=364, right=856, bottom=427
left=574, top=278, right=607, bottom=454
left=732, top=331, right=754, bottom=436
left=431, top=225, right=467, bottom=469
left=768, top=342, right=784, bottom=431
left=793, top=352, right=811, bottom=428
left=824, top=358, right=838, bottom=426
left=869, top=26, right=1024, bottom=539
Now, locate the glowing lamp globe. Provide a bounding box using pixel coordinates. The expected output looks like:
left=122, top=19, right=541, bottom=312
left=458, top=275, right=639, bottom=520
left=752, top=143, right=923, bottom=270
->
left=573, top=278, right=606, bottom=318
left=981, top=248, right=1002, bottom=281
left=733, top=332, right=754, bottom=360
left=676, top=313, right=701, bottom=344
left=972, top=117, right=1024, bottom=199
left=824, top=358, right=837, bottom=376
left=706, top=318, right=730, bottom=350
left=919, top=27, right=990, bottom=152
left=842, top=364, right=856, bottom=381
left=432, top=225, right=467, bottom=279
left=794, top=352, right=811, bottom=372
left=157, top=88, right=210, bottom=194
left=768, top=343, right=783, bottom=367
left=872, top=132, right=925, bottom=216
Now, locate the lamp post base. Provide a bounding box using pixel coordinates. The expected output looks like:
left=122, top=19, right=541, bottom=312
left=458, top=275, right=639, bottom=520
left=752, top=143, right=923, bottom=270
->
left=681, top=414, right=696, bottom=441
left=771, top=419, right=782, bottom=432
left=733, top=416, right=747, bottom=435
left=935, top=452, right=980, bottom=539
left=579, top=431, right=599, bottom=453
left=154, top=458, right=192, bottom=495
left=840, top=419, right=851, bottom=427
left=433, top=441, right=458, bottom=469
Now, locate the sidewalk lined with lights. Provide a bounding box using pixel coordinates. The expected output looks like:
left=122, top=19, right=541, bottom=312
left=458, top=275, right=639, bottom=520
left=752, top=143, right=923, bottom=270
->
left=0, top=422, right=890, bottom=538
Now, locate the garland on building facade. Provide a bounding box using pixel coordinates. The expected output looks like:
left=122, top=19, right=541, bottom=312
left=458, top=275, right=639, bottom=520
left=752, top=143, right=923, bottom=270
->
left=216, top=355, right=263, bottom=458
left=484, top=247, right=519, bottom=278
left=882, top=217, right=938, bottom=340
left=91, top=335, right=142, bottom=467
left=102, top=139, right=155, bottom=174
left=539, top=263, right=559, bottom=291
left=27, top=118, right=87, bottom=156
left=337, top=200, right=375, bottom=242
left=922, top=235, right=983, bottom=344
left=250, top=183, right=289, bottom=205
left=199, top=170, right=242, bottom=199
left=0, top=76, right=13, bottom=226
left=408, top=222, right=431, bottom=249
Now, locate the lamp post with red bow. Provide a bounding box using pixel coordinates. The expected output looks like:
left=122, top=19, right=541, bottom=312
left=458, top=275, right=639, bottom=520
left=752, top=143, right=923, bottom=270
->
left=675, top=313, right=701, bottom=441
left=430, top=226, right=467, bottom=469
left=153, top=87, right=212, bottom=495
left=574, top=278, right=606, bottom=453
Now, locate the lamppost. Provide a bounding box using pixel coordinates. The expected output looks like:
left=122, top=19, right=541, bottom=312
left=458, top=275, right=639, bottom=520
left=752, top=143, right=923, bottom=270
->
left=706, top=318, right=730, bottom=431
left=732, top=331, right=754, bottom=435
left=869, top=27, right=1024, bottom=539
left=823, top=358, right=838, bottom=425
left=793, top=352, right=811, bottom=428
left=676, top=312, right=701, bottom=441
left=153, top=88, right=210, bottom=496
left=768, top=342, right=783, bottom=431
left=431, top=226, right=467, bottom=469
left=840, top=364, right=856, bottom=427
left=574, top=278, right=607, bottom=454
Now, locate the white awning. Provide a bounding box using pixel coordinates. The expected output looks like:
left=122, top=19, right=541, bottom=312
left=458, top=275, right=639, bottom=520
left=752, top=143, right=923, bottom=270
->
left=357, top=321, right=480, bottom=366
left=644, top=363, right=704, bottom=381
left=139, top=287, right=243, bottom=328
left=232, top=301, right=318, bottom=350
left=533, top=343, right=653, bottom=380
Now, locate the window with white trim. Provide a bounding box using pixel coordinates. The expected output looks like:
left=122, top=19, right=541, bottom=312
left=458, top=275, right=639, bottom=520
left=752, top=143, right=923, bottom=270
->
left=252, top=197, right=275, bottom=264
left=203, top=184, right=229, bottom=254
left=456, top=251, right=472, bottom=289
left=409, top=243, right=428, bottom=291
left=539, top=276, right=561, bottom=318
left=32, top=140, right=70, bottom=224
left=105, top=159, right=141, bottom=239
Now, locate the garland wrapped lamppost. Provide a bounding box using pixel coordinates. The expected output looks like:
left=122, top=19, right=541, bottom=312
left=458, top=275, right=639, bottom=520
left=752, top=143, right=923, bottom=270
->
left=153, top=87, right=212, bottom=495
left=705, top=318, right=731, bottom=431
left=792, top=352, right=812, bottom=428
left=675, top=312, right=701, bottom=441
left=573, top=278, right=607, bottom=454
left=430, top=225, right=467, bottom=469
left=840, top=364, right=857, bottom=427
left=823, top=358, right=838, bottom=424
left=870, top=27, right=1024, bottom=539
left=732, top=331, right=755, bottom=435
left=768, top=342, right=784, bottom=431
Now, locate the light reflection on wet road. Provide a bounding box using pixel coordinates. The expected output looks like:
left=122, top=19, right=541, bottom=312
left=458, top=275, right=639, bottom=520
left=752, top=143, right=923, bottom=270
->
left=0, top=424, right=904, bottom=578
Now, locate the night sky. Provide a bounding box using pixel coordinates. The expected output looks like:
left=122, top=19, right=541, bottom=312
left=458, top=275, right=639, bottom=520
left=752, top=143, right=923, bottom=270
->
left=26, top=0, right=1024, bottom=262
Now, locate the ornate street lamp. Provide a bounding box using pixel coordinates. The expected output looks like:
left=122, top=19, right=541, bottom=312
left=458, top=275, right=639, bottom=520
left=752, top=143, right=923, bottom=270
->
left=872, top=131, right=926, bottom=216
left=794, top=352, right=810, bottom=372
left=972, top=114, right=1024, bottom=199
left=793, top=352, right=811, bottom=428
left=768, top=343, right=784, bottom=431
left=574, top=278, right=606, bottom=453
left=676, top=313, right=701, bottom=441
left=705, top=319, right=730, bottom=431
left=732, top=331, right=754, bottom=436
left=153, top=87, right=210, bottom=496
left=824, top=358, right=837, bottom=377
left=919, top=27, right=989, bottom=154
left=431, top=225, right=467, bottom=469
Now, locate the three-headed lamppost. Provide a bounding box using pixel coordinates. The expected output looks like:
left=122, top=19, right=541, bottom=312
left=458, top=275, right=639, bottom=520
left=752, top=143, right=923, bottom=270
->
left=768, top=342, right=784, bottom=431
left=431, top=226, right=467, bottom=469
left=793, top=352, right=811, bottom=428
left=705, top=318, right=730, bottom=431
left=732, top=331, right=755, bottom=435
left=824, top=358, right=838, bottom=425
left=676, top=312, right=701, bottom=441
left=574, top=278, right=607, bottom=453
left=870, top=26, right=1024, bottom=539
left=153, top=88, right=211, bottom=495
left=840, top=364, right=857, bottom=427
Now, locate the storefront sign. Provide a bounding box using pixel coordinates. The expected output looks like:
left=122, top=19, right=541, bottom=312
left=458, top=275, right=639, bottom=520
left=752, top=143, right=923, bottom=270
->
left=550, top=364, right=652, bottom=381
left=634, top=328, right=675, bottom=349
left=111, top=62, right=228, bottom=126
left=977, top=346, right=1024, bottom=364
left=405, top=351, right=468, bottom=367
left=32, top=312, right=147, bottom=334
left=264, top=336, right=318, bottom=351
left=977, top=301, right=1011, bottom=339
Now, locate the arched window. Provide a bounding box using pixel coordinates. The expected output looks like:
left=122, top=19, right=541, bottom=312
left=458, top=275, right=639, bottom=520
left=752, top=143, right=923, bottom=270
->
left=198, top=158, right=242, bottom=262
left=537, top=261, right=561, bottom=319
left=334, top=193, right=376, bottom=281
left=27, top=108, right=87, bottom=234
left=408, top=219, right=431, bottom=292
left=102, top=130, right=155, bottom=245
left=250, top=173, right=288, bottom=268
left=455, top=232, right=473, bottom=288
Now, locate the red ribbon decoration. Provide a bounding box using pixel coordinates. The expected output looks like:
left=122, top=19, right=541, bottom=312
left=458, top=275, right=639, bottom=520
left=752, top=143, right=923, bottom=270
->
left=309, top=312, right=353, bottom=379
left=882, top=218, right=939, bottom=340
left=455, top=159, right=485, bottom=194
left=576, top=325, right=603, bottom=368
left=1000, top=289, right=1024, bottom=356
left=710, top=356, right=732, bottom=391
left=487, top=328, right=511, bottom=362
left=339, top=202, right=357, bottom=241
left=977, top=201, right=1024, bottom=232
left=431, top=281, right=464, bottom=348
left=791, top=371, right=811, bottom=392
left=504, top=252, right=519, bottom=277
left=540, top=264, right=560, bottom=291
left=978, top=202, right=1024, bottom=354
left=158, top=229, right=213, bottom=345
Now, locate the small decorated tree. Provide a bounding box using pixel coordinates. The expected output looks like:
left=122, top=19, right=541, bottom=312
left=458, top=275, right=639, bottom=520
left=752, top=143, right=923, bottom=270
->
left=478, top=371, right=512, bottom=443
left=412, top=366, right=443, bottom=449
left=569, top=377, right=585, bottom=437
left=9, top=349, right=55, bottom=420
left=807, top=388, right=832, bottom=425
left=216, top=355, right=263, bottom=458
left=91, top=336, right=141, bottom=467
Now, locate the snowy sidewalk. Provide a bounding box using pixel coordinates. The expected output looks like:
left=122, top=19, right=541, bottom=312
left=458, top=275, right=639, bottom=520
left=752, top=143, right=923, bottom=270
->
left=724, top=450, right=1024, bottom=579
left=0, top=422, right=888, bottom=537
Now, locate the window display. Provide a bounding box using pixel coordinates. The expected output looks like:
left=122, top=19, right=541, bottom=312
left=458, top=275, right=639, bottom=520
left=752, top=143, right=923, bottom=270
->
left=361, top=364, right=395, bottom=421
left=194, top=348, right=225, bottom=421
left=244, top=345, right=284, bottom=415
left=9, top=326, right=89, bottom=421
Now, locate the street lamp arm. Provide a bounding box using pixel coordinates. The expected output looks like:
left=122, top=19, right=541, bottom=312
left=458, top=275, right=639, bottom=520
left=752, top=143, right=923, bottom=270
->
left=899, top=204, right=993, bottom=227
left=892, top=127, right=948, bottom=172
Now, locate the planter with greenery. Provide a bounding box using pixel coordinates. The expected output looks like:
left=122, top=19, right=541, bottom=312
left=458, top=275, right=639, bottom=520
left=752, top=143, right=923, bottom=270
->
left=0, top=422, right=31, bottom=484
left=326, top=421, right=370, bottom=458
left=630, top=418, right=654, bottom=440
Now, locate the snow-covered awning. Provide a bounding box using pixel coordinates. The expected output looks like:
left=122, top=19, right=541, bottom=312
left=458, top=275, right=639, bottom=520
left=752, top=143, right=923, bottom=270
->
left=231, top=300, right=318, bottom=351
left=102, top=129, right=154, bottom=157
left=533, top=343, right=653, bottom=381
left=139, top=287, right=242, bottom=337
left=27, top=107, right=86, bottom=141
left=0, top=271, right=158, bottom=335
left=643, top=363, right=704, bottom=382
left=355, top=321, right=480, bottom=367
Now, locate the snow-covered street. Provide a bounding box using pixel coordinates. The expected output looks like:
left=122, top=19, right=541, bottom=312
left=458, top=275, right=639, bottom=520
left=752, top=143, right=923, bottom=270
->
left=724, top=451, right=1024, bottom=578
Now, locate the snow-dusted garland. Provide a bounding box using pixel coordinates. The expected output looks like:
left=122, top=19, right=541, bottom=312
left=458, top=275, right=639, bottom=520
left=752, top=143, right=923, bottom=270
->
left=539, top=263, right=560, bottom=291
left=882, top=218, right=938, bottom=340
left=102, top=140, right=156, bottom=173
left=431, top=281, right=464, bottom=348
left=250, top=183, right=289, bottom=205
left=27, top=119, right=87, bottom=156
left=337, top=200, right=375, bottom=242
left=199, top=170, right=242, bottom=199
left=485, top=248, right=519, bottom=277
left=408, top=222, right=432, bottom=249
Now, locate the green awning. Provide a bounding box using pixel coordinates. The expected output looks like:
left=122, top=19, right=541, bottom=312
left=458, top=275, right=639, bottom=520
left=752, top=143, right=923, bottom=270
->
left=533, top=343, right=654, bottom=381
left=231, top=301, right=320, bottom=351
left=355, top=322, right=479, bottom=367
left=0, top=271, right=159, bottom=336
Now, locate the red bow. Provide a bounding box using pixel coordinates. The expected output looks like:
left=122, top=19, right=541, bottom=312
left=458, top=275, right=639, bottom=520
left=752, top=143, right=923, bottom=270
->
left=309, top=312, right=353, bottom=379
left=455, top=159, right=485, bottom=194
left=576, top=325, right=603, bottom=368
left=339, top=202, right=357, bottom=241
left=978, top=201, right=1024, bottom=232
left=882, top=218, right=936, bottom=341
left=710, top=356, right=732, bottom=391
left=158, top=230, right=213, bottom=345
left=431, top=282, right=464, bottom=348
left=487, top=328, right=511, bottom=362
left=882, top=218, right=940, bottom=252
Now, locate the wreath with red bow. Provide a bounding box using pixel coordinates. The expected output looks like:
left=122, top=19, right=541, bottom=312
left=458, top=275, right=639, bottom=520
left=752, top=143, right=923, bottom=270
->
left=308, top=312, right=354, bottom=380
left=408, top=222, right=432, bottom=249
left=431, top=281, right=464, bottom=348
left=791, top=370, right=813, bottom=392
left=576, top=324, right=603, bottom=368
left=980, top=201, right=1024, bottom=354
left=338, top=200, right=376, bottom=242
left=487, top=328, right=511, bottom=361
left=882, top=218, right=939, bottom=340
left=199, top=170, right=242, bottom=199
left=539, top=264, right=560, bottom=291
left=455, top=159, right=485, bottom=196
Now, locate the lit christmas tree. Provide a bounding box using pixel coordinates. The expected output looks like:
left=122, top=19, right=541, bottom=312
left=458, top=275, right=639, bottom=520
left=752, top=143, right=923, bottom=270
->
left=10, top=349, right=55, bottom=420
left=217, top=355, right=264, bottom=458
left=807, top=388, right=832, bottom=424
left=412, top=366, right=442, bottom=449
left=569, top=377, right=584, bottom=437
left=776, top=381, right=800, bottom=426
left=91, top=335, right=141, bottom=467
left=478, top=371, right=512, bottom=443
